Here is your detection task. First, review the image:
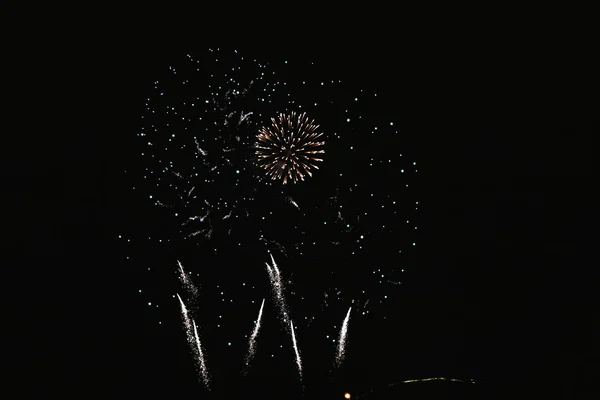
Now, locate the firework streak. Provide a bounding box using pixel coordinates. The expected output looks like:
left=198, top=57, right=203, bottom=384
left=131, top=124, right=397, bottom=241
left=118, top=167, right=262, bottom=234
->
left=177, top=294, right=210, bottom=388
left=335, top=307, right=352, bottom=368
left=290, top=321, right=302, bottom=378
left=265, top=254, right=290, bottom=329
left=177, top=260, right=199, bottom=300
left=243, top=298, right=266, bottom=374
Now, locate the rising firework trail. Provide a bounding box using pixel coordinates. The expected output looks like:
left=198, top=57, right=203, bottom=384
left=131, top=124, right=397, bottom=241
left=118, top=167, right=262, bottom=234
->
left=243, top=298, right=266, bottom=373
left=177, top=260, right=198, bottom=301
left=265, top=261, right=272, bottom=277
left=192, top=319, right=210, bottom=388
left=265, top=255, right=289, bottom=330
left=335, top=307, right=352, bottom=368
left=290, top=321, right=302, bottom=378
left=177, top=294, right=210, bottom=388
left=177, top=293, right=192, bottom=333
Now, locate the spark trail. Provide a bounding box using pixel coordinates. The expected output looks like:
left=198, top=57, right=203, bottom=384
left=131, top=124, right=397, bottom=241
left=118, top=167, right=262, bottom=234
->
left=177, top=260, right=198, bottom=301
left=192, top=319, right=210, bottom=388
left=177, top=294, right=210, bottom=389
left=265, top=254, right=289, bottom=330
left=290, top=321, right=302, bottom=378
left=335, top=307, right=352, bottom=368
left=177, top=293, right=192, bottom=332
left=243, top=298, right=265, bottom=373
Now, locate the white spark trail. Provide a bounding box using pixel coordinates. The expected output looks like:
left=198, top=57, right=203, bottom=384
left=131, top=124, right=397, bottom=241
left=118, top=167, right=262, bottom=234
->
left=177, top=260, right=198, bottom=300
left=265, top=255, right=289, bottom=329
left=192, top=319, right=210, bottom=388
left=265, top=262, right=272, bottom=276
left=238, top=111, right=253, bottom=125
left=287, top=196, right=300, bottom=210
left=181, top=213, right=208, bottom=226
left=290, top=321, right=302, bottom=378
left=244, top=298, right=265, bottom=373
left=186, top=228, right=212, bottom=239
left=194, top=138, right=207, bottom=156
left=269, top=253, right=278, bottom=272
left=335, top=307, right=352, bottom=368
left=270, top=254, right=283, bottom=283
left=177, top=294, right=210, bottom=389
left=177, top=293, right=192, bottom=332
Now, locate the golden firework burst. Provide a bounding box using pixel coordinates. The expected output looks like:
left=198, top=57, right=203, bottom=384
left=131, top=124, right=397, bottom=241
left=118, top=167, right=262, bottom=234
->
left=255, top=112, right=325, bottom=184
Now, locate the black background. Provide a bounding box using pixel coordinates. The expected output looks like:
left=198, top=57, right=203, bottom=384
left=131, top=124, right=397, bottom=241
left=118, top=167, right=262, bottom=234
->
left=6, top=18, right=597, bottom=398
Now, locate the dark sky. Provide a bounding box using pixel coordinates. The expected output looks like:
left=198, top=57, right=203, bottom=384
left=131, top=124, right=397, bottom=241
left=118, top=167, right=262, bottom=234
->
left=8, top=25, right=597, bottom=398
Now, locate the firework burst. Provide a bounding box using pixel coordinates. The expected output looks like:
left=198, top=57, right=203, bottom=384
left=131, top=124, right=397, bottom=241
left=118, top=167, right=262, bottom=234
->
left=129, top=49, right=419, bottom=392
left=255, top=111, right=325, bottom=184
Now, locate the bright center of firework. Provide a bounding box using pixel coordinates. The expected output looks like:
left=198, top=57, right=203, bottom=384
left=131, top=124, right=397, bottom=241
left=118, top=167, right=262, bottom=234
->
left=344, top=393, right=351, bottom=399
left=255, top=111, right=325, bottom=184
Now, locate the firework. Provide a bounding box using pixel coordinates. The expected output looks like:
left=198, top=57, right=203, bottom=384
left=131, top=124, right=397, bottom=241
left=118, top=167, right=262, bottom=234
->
left=192, top=319, right=210, bottom=388
left=130, top=49, right=418, bottom=392
left=177, top=294, right=210, bottom=388
left=255, top=111, right=325, bottom=184
left=335, top=307, right=352, bottom=368
left=290, top=321, right=302, bottom=378
left=265, top=254, right=290, bottom=330
left=177, top=260, right=199, bottom=301
left=243, top=298, right=266, bottom=373
left=177, top=293, right=192, bottom=333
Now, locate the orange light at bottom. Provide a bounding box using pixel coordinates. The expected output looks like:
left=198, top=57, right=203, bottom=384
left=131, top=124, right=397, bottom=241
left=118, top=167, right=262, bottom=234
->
left=344, top=393, right=351, bottom=399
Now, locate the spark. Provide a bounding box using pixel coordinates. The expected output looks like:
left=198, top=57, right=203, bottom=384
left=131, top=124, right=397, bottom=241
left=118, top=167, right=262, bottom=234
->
left=335, top=307, right=352, bottom=368
left=194, top=137, right=207, bottom=156
left=287, top=196, right=300, bottom=210
left=177, top=260, right=199, bottom=300
left=290, top=321, right=302, bottom=378
left=155, top=200, right=171, bottom=208
left=177, top=293, right=192, bottom=333
left=192, top=319, right=210, bottom=388
left=238, top=111, right=253, bottom=125
left=177, top=294, right=210, bottom=388
left=172, top=171, right=184, bottom=179
left=181, top=213, right=208, bottom=227
left=186, top=228, right=212, bottom=239
left=265, top=254, right=289, bottom=329
left=244, top=298, right=266, bottom=373
left=265, top=261, right=272, bottom=276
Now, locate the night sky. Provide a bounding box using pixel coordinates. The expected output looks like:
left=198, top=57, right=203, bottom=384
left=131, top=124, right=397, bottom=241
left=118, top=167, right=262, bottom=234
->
left=10, top=25, right=597, bottom=398
left=119, top=47, right=420, bottom=395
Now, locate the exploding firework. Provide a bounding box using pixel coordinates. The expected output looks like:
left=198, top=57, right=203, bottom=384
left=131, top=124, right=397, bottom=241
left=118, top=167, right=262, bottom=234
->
left=131, top=49, right=417, bottom=307
left=127, top=48, right=418, bottom=392
left=255, top=112, right=325, bottom=184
